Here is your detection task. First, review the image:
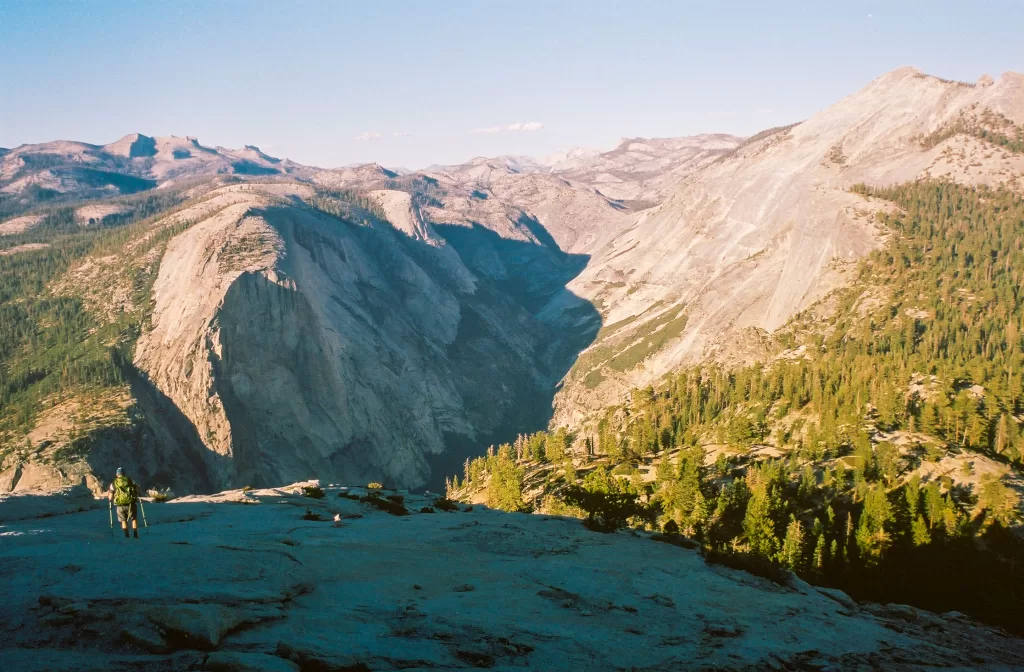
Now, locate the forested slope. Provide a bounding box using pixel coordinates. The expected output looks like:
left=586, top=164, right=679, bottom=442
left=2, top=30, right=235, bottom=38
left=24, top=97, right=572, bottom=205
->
left=452, top=181, right=1024, bottom=633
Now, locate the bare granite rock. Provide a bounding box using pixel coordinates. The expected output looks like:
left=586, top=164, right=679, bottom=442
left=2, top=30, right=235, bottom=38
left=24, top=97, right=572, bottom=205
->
left=0, top=484, right=1020, bottom=670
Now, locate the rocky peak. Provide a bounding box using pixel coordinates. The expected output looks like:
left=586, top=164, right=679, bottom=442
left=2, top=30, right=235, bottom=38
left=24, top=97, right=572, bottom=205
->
left=103, top=132, right=158, bottom=158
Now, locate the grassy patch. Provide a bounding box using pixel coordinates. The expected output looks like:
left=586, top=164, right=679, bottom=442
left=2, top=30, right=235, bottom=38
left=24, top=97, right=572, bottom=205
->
left=570, top=305, right=688, bottom=384
left=608, top=311, right=688, bottom=372
left=583, top=368, right=606, bottom=390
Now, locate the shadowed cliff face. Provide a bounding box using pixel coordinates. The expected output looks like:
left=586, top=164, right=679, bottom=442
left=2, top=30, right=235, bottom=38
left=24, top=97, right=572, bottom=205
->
left=132, top=189, right=599, bottom=492
left=211, top=272, right=348, bottom=488
left=423, top=221, right=599, bottom=489
left=82, top=356, right=227, bottom=495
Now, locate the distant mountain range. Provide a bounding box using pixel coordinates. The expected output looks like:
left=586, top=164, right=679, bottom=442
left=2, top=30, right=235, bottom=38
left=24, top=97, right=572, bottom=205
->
left=0, top=67, right=1022, bottom=501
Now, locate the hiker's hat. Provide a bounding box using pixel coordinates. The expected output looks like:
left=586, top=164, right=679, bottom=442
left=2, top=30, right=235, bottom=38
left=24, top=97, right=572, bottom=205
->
left=116, top=467, right=123, bottom=476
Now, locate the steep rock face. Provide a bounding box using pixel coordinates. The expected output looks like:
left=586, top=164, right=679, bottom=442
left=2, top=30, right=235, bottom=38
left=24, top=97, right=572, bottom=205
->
left=132, top=184, right=582, bottom=490
left=103, top=132, right=158, bottom=159
left=552, top=68, right=1024, bottom=423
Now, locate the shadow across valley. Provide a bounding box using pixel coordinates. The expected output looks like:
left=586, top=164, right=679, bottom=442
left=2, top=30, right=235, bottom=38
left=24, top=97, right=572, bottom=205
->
left=88, top=197, right=602, bottom=496
left=84, top=354, right=230, bottom=494
left=423, top=219, right=601, bottom=491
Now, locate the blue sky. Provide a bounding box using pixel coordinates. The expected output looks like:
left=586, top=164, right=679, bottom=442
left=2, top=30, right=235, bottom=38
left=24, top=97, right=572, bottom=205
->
left=2, top=1, right=1022, bottom=169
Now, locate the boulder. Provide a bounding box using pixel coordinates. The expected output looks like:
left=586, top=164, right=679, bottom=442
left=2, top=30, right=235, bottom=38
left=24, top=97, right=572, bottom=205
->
left=143, top=604, right=249, bottom=650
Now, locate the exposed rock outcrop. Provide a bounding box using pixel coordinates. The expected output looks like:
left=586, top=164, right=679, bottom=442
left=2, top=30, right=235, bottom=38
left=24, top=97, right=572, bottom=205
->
left=131, top=184, right=587, bottom=490
left=1, top=484, right=1021, bottom=670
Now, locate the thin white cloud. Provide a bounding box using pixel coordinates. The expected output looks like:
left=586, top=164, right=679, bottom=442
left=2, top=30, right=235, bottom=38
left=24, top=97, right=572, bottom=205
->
left=391, top=131, right=409, bottom=137
left=355, top=131, right=382, bottom=141
left=753, top=108, right=775, bottom=115
left=469, top=122, right=544, bottom=134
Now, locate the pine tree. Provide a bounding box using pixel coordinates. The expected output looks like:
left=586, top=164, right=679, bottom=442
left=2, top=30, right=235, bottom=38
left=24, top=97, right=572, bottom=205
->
left=856, top=486, right=893, bottom=563
left=905, top=474, right=921, bottom=519
left=546, top=427, right=568, bottom=462
left=843, top=512, right=854, bottom=563
left=743, top=486, right=781, bottom=559
left=979, top=475, right=1020, bottom=526
left=911, top=515, right=931, bottom=546
left=513, top=433, right=526, bottom=461
left=529, top=433, right=547, bottom=462
left=834, top=460, right=847, bottom=490
left=993, top=414, right=1018, bottom=457
left=812, top=532, right=827, bottom=575
left=486, top=444, right=525, bottom=512
left=924, top=481, right=944, bottom=531
left=781, top=515, right=806, bottom=571
left=798, top=465, right=816, bottom=501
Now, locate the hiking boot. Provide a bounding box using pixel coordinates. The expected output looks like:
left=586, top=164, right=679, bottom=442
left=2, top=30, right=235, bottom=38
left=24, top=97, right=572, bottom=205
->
left=123, top=528, right=129, bottom=538
left=133, top=530, right=138, bottom=539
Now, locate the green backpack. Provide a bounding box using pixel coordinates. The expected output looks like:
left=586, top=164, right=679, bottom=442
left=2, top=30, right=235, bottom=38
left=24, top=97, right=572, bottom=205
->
left=113, top=476, right=137, bottom=506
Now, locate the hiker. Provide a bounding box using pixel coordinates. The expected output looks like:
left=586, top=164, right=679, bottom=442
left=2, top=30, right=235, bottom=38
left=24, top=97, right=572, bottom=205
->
left=109, top=467, right=141, bottom=539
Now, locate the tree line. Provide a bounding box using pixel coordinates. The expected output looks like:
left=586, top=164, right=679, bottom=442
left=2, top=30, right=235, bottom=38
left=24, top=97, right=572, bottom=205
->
left=449, top=181, right=1024, bottom=634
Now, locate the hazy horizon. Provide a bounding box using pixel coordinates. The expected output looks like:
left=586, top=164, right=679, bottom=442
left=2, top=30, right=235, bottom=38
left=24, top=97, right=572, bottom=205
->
left=3, top=0, right=1023, bottom=169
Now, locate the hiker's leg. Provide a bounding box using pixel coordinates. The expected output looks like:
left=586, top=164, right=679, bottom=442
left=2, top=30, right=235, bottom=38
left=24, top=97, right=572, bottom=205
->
left=118, top=506, right=130, bottom=536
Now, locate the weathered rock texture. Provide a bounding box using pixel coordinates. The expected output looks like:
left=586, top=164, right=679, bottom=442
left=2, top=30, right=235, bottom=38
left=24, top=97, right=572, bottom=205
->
left=1, top=484, right=1021, bottom=670
left=131, top=183, right=584, bottom=490
left=550, top=68, right=1024, bottom=423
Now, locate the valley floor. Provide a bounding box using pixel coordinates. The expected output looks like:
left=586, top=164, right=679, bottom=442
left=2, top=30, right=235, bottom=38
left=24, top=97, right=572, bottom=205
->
left=1, top=485, right=1022, bottom=671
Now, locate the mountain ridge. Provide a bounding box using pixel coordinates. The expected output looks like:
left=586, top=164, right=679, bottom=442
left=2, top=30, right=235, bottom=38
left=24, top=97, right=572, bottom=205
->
left=0, top=67, right=1022, bottom=498
left=549, top=66, right=1024, bottom=426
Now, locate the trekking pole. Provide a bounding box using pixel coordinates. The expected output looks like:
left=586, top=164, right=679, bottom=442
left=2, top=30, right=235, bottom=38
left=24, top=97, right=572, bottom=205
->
left=108, top=500, right=113, bottom=536
left=138, top=497, right=148, bottom=530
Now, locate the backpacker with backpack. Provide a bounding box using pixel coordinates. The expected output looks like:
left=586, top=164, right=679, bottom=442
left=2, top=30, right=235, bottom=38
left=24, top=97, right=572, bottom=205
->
left=113, top=475, right=137, bottom=506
